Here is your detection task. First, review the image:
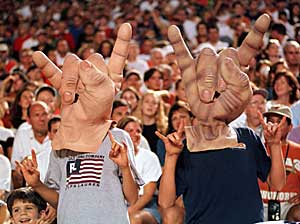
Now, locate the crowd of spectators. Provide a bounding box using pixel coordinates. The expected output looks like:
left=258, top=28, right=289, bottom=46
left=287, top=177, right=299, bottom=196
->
left=0, top=0, right=300, bottom=223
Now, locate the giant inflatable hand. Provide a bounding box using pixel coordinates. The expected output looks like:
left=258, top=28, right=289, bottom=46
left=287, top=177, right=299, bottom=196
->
left=168, top=14, right=270, bottom=151
left=32, top=23, right=132, bottom=153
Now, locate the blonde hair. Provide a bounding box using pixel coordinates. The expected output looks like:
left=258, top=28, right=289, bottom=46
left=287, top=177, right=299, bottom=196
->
left=135, top=90, right=168, bottom=134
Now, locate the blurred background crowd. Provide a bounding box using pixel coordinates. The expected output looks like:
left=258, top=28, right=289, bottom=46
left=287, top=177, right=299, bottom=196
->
left=0, top=0, right=300, bottom=223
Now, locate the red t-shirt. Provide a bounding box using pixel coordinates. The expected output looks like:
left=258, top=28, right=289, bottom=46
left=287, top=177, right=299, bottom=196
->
left=258, top=141, right=300, bottom=203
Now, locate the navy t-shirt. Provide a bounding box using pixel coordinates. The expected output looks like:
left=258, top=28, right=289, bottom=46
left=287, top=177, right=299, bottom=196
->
left=175, top=127, right=271, bottom=224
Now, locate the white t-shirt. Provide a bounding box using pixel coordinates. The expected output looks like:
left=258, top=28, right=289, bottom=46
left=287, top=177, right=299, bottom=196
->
left=0, top=154, right=11, bottom=191
left=135, top=147, right=162, bottom=195
left=11, top=126, right=52, bottom=182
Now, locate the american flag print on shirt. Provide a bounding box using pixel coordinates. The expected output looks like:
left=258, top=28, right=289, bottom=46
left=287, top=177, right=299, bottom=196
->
left=66, top=155, right=104, bottom=188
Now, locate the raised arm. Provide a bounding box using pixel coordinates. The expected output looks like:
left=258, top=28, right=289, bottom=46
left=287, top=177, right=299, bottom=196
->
left=258, top=112, right=286, bottom=190
left=16, top=150, right=59, bottom=208
left=155, top=119, right=184, bottom=208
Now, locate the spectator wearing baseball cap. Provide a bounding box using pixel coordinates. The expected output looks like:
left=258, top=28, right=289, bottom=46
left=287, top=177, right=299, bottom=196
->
left=122, top=69, right=142, bottom=93
left=259, top=104, right=300, bottom=222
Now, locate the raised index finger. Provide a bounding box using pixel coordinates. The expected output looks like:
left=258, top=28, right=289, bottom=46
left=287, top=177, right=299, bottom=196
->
left=168, top=25, right=194, bottom=79
left=177, top=119, right=185, bottom=138
left=257, top=110, right=267, bottom=129
left=31, top=149, right=38, bottom=168
left=32, top=51, right=62, bottom=89
left=108, top=23, right=132, bottom=83
left=237, top=14, right=270, bottom=67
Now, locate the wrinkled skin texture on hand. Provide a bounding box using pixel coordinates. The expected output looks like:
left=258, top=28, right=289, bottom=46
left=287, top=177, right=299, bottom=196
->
left=168, top=14, right=271, bottom=151
left=32, top=23, right=132, bottom=153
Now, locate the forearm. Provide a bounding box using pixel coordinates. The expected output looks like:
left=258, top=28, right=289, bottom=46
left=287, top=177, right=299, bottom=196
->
left=121, top=167, right=138, bottom=205
left=130, top=194, right=154, bottom=211
left=267, top=143, right=286, bottom=191
left=158, top=154, right=178, bottom=208
left=33, top=181, right=59, bottom=209
left=130, top=182, right=156, bottom=211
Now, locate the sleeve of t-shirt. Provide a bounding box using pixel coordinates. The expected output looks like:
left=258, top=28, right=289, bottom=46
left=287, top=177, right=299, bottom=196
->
left=44, top=150, right=61, bottom=190
left=10, top=131, right=26, bottom=170
left=140, top=150, right=162, bottom=184
left=175, top=146, right=188, bottom=198
left=252, top=130, right=271, bottom=182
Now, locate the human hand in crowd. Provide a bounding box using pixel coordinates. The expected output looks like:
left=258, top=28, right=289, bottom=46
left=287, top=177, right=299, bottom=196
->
left=32, top=23, right=132, bottom=153
left=167, top=14, right=271, bottom=151
left=15, top=149, right=41, bottom=188
left=30, top=205, right=57, bottom=224
left=288, top=194, right=300, bottom=205
left=108, top=131, right=129, bottom=169
left=258, top=111, right=285, bottom=146
left=155, top=119, right=185, bottom=156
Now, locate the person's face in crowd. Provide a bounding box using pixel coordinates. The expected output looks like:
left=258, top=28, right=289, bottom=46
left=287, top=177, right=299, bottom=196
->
left=197, top=24, right=207, bottom=36
left=49, top=121, right=61, bottom=141
left=11, top=200, right=42, bottom=224
left=151, top=51, right=164, bottom=66
left=171, top=63, right=181, bottom=82
left=94, top=31, right=106, bottom=44
left=245, top=94, right=266, bottom=127
left=47, top=50, right=57, bottom=64
left=274, top=76, right=292, bottom=97
left=84, top=24, right=95, bottom=36
left=12, top=74, right=25, bottom=93
left=234, top=3, right=245, bottom=16
left=128, top=43, right=139, bottom=59
left=121, top=90, right=138, bottom=111
left=37, top=33, right=47, bottom=44
left=27, top=68, right=43, bottom=83
left=162, top=70, right=172, bottom=90
left=176, top=81, right=187, bottom=102
left=124, top=121, right=142, bottom=149
left=145, top=71, right=163, bottom=91
left=140, top=39, right=153, bottom=54
left=19, top=90, right=34, bottom=110
left=266, top=43, right=280, bottom=63
left=266, top=115, right=292, bottom=140
left=111, top=106, right=130, bottom=123
left=73, top=15, right=83, bottom=28
left=0, top=49, right=8, bottom=62
left=56, top=40, right=69, bottom=55
left=58, top=21, right=67, bottom=34
left=208, top=28, right=219, bottom=44
left=285, top=45, right=300, bottom=66
left=82, top=47, right=95, bottom=60
left=171, top=109, right=191, bottom=131
left=36, top=90, right=56, bottom=114
left=20, top=51, right=33, bottom=66
left=125, top=74, right=142, bottom=91
left=101, top=42, right=112, bottom=58
left=28, top=103, right=49, bottom=136
left=142, top=94, right=159, bottom=118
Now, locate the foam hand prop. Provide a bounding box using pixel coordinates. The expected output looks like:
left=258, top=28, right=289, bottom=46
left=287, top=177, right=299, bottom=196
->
left=168, top=14, right=270, bottom=151
left=32, top=23, right=132, bottom=153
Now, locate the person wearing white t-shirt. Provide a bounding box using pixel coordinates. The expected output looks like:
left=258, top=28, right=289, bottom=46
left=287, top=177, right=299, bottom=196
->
left=11, top=101, right=51, bottom=188
left=118, top=116, right=162, bottom=224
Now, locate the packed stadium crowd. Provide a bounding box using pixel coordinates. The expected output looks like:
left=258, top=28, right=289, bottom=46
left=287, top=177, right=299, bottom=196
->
left=0, top=0, right=300, bottom=223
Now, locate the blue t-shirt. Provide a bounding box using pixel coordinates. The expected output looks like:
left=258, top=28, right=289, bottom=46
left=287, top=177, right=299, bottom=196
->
left=175, top=127, right=271, bottom=224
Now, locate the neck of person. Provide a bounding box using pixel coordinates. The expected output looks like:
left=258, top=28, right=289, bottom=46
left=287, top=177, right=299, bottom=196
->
left=143, top=115, right=156, bottom=125
left=276, top=95, right=290, bottom=106
left=34, top=131, right=47, bottom=144
left=247, top=119, right=260, bottom=131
